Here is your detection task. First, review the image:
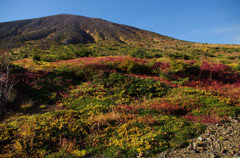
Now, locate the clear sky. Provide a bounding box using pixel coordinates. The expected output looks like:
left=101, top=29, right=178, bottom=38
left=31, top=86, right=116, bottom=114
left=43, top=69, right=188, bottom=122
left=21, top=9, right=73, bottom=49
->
left=0, top=0, right=240, bottom=44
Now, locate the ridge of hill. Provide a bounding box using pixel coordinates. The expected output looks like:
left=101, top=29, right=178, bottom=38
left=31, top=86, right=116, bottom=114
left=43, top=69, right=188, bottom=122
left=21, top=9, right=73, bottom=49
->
left=0, top=14, right=187, bottom=49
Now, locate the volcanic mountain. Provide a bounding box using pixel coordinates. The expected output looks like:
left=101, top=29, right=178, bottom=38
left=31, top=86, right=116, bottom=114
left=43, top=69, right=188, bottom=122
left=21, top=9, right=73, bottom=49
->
left=0, top=14, right=187, bottom=49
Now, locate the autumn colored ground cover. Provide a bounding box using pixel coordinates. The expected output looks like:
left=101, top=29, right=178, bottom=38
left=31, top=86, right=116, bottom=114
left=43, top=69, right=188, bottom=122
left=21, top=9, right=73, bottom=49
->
left=1, top=54, right=240, bottom=157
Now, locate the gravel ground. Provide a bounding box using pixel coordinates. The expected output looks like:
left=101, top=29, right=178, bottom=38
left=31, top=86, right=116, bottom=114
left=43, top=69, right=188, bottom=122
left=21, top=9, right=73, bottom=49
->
left=155, top=116, right=240, bottom=158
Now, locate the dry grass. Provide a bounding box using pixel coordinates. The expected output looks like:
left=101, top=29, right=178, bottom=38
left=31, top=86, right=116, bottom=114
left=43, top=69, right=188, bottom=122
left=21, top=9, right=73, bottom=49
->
left=20, top=100, right=34, bottom=110
left=89, top=111, right=122, bottom=126
left=59, top=136, right=76, bottom=152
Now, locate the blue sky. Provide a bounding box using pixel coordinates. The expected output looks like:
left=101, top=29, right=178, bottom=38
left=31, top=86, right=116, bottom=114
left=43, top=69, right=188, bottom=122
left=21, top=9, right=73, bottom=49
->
left=0, top=0, right=240, bottom=44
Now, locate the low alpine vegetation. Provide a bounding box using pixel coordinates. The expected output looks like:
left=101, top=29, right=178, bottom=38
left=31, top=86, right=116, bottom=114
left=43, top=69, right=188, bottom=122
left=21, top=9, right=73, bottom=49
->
left=1, top=45, right=239, bottom=157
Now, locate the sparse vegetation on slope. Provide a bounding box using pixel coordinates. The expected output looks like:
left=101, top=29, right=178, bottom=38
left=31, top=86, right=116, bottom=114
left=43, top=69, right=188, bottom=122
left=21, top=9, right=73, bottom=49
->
left=0, top=14, right=183, bottom=49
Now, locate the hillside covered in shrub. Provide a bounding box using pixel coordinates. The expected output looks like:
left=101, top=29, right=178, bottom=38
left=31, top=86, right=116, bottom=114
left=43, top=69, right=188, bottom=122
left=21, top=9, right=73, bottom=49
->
left=0, top=48, right=239, bottom=157
left=0, top=14, right=240, bottom=158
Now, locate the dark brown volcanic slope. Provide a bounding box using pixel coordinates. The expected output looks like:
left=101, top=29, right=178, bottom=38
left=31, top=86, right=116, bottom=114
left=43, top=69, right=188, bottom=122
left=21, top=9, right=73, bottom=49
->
left=0, top=14, right=186, bottom=48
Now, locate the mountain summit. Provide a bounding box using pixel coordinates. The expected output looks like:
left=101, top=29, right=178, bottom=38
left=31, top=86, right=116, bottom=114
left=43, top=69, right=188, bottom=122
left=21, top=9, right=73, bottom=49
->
left=0, top=14, right=185, bottom=48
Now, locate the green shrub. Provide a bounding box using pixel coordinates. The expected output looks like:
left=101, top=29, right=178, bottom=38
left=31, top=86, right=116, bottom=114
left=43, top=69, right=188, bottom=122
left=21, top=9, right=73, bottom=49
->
left=169, top=60, right=200, bottom=76
left=153, top=53, right=163, bottom=58
left=69, top=97, right=115, bottom=110
left=75, top=48, right=92, bottom=57
left=45, top=150, right=76, bottom=158
left=235, top=63, right=240, bottom=71
left=99, top=72, right=169, bottom=98
left=130, top=48, right=147, bottom=59
left=168, top=52, right=191, bottom=60
left=117, top=59, right=152, bottom=74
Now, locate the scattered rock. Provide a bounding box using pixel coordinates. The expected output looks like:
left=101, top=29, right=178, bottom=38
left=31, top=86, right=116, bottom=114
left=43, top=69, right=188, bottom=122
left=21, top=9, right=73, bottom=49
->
left=198, top=137, right=203, bottom=141
left=193, top=142, right=199, bottom=150
left=155, top=116, right=240, bottom=158
left=187, top=143, right=193, bottom=151
left=197, top=146, right=204, bottom=152
left=221, top=149, right=228, bottom=153
left=210, top=152, right=218, bottom=158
